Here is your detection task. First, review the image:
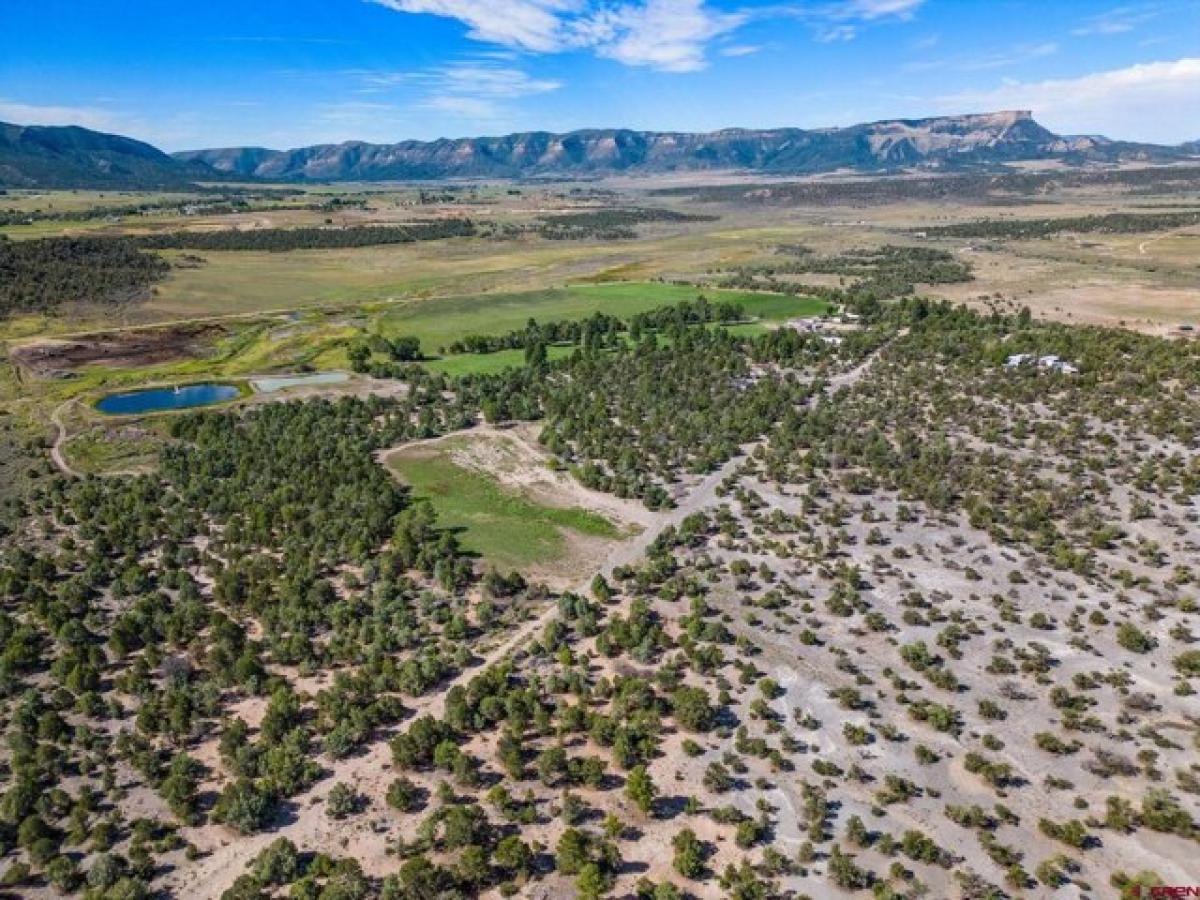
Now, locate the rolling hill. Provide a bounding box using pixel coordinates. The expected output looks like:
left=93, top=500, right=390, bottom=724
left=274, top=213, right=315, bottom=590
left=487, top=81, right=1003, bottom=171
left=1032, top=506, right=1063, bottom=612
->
left=0, top=121, right=218, bottom=189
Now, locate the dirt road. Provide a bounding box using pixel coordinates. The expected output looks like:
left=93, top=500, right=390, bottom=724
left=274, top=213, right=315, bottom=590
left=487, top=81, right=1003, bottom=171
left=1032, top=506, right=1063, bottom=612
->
left=49, top=399, right=80, bottom=477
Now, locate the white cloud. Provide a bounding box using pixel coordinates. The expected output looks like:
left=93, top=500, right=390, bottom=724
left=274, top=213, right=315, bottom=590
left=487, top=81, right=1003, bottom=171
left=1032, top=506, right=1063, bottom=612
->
left=771, top=0, right=925, bottom=42
left=371, top=0, right=924, bottom=67
left=422, top=94, right=505, bottom=118
left=904, top=40, right=1057, bottom=74
left=936, top=57, right=1200, bottom=144
left=372, top=0, right=741, bottom=71
left=816, top=24, right=858, bottom=42
left=841, top=0, right=923, bottom=18
left=590, top=0, right=744, bottom=72
left=436, top=64, right=561, bottom=96
left=421, top=62, right=561, bottom=118
left=347, top=60, right=561, bottom=123
left=371, top=0, right=574, bottom=53
left=720, top=43, right=761, bottom=57
left=316, top=101, right=401, bottom=123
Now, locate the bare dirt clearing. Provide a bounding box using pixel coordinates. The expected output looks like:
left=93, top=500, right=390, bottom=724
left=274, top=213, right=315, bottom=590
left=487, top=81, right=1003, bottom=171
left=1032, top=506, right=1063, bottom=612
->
left=11, top=322, right=226, bottom=376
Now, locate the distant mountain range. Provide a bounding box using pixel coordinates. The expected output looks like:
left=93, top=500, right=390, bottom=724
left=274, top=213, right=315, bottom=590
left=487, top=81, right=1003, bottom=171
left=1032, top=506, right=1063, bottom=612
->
left=2, top=111, right=1196, bottom=189
left=0, top=122, right=214, bottom=189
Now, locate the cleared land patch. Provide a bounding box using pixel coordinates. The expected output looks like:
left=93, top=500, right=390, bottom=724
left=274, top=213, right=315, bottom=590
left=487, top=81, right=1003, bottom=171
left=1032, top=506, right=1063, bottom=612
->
left=62, top=422, right=167, bottom=475
left=383, top=428, right=639, bottom=578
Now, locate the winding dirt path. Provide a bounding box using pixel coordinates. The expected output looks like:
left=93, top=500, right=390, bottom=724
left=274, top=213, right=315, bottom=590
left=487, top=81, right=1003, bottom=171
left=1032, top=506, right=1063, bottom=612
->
left=49, top=399, right=80, bottom=477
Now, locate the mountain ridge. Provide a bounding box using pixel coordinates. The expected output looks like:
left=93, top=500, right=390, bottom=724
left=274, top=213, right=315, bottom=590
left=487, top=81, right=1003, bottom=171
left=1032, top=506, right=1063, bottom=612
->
left=0, top=121, right=217, bottom=189
left=173, top=110, right=1192, bottom=181
left=2, top=111, right=1196, bottom=189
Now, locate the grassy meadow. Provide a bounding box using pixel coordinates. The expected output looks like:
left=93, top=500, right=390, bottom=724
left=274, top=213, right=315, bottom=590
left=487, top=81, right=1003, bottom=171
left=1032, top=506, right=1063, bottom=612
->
left=386, top=442, right=619, bottom=571
left=378, top=282, right=829, bottom=351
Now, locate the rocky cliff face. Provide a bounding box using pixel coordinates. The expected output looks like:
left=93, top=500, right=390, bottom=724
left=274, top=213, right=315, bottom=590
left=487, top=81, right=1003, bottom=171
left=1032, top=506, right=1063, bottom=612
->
left=2, top=111, right=1191, bottom=189
left=175, top=111, right=1182, bottom=181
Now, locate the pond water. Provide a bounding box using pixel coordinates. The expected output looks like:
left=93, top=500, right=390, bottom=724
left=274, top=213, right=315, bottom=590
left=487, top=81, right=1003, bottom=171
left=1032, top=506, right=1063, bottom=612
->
left=95, top=383, right=240, bottom=415
left=251, top=371, right=349, bottom=393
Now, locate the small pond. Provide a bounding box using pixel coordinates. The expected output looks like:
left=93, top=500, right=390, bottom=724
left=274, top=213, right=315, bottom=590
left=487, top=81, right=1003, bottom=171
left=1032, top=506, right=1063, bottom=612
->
left=95, top=383, right=241, bottom=415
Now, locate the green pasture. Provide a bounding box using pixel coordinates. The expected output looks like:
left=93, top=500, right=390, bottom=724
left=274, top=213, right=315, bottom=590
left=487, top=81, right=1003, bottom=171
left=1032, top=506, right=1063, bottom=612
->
left=378, top=282, right=828, bottom=352
left=386, top=442, right=619, bottom=571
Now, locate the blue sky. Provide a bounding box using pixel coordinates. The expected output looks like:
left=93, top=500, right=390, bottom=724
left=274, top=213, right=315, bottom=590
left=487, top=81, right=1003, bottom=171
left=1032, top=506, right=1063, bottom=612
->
left=2, top=0, right=1198, bottom=150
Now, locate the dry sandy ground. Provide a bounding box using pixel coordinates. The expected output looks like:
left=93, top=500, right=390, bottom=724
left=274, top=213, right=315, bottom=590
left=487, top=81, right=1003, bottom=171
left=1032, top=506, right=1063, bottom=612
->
left=693, top=475, right=1200, bottom=896
left=922, top=242, right=1200, bottom=335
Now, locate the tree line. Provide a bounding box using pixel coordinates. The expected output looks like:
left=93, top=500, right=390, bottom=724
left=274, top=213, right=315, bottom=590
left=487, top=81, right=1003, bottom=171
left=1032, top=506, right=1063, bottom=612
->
left=920, top=209, right=1200, bottom=239
left=445, top=296, right=746, bottom=355
left=0, top=234, right=169, bottom=317
left=133, top=220, right=477, bottom=251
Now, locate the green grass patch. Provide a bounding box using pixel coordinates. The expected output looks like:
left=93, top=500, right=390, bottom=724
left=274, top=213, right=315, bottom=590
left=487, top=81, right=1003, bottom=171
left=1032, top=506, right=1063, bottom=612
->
left=423, top=321, right=771, bottom=376
left=63, top=424, right=169, bottom=474
left=387, top=443, right=619, bottom=571
left=378, top=282, right=828, bottom=351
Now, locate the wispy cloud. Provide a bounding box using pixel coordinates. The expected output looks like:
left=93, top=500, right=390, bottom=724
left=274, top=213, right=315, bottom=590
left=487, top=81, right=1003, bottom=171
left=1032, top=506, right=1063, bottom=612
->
left=316, top=100, right=400, bottom=122
left=935, top=57, right=1200, bottom=144
left=589, top=0, right=745, bottom=72
left=436, top=64, right=561, bottom=96
left=839, top=0, right=924, bottom=18
left=371, top=0, right=924, bottom=67
left=346, top=59, right=562, bottom=121
left=817, top=25, right=859, bottom=43
left=422, top=95, right=504, bottom=119
left=1072, top=3, right=1161, bottom=36
left=771, top=0, right=926, bottom=43
left=426, top=62, right=561, bottom=117
left=720, top=44, right=762, bottom=57
left=963, top=41, right=1059, bottom=71
left=902, top=40, right=1057, bottom=74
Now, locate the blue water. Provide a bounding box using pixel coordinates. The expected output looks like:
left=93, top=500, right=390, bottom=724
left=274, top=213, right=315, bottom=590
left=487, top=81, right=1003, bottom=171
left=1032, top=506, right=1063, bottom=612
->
left=95, top=383, right=240, bottom=415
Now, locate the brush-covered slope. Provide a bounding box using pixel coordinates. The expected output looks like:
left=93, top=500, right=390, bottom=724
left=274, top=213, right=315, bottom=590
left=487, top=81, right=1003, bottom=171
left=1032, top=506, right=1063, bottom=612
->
left=0, top=122, right=217, bottom=189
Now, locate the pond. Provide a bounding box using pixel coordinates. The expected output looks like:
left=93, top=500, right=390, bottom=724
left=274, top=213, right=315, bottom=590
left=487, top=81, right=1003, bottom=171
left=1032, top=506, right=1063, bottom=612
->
left=95, top=383, right=241, bottom=415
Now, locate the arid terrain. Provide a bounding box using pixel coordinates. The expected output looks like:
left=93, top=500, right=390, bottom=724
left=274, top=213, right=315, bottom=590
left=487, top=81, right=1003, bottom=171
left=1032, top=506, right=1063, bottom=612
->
left=0, top=162, right=1198, bottom=900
